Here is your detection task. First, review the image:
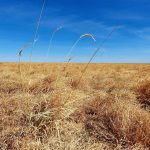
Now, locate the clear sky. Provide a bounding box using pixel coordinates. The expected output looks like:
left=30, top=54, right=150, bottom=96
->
left=0, top=0, right=150, bottom=63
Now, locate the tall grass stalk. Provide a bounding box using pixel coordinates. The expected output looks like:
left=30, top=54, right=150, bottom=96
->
left=63, top=26, right=118, bottom=103
left=29, top=0, right=46, bottom=70
left=18, top=43, right=31, bottom=77
left=56, top=34, right=96, bottom=89
left=18, top=43, right=31, bottom=92
left=63, top=34, right=96, bottom=72
left=19, top=44, right=29, bottom=63
left=64, top=34, right=96, bottom=61
left=77, top=26, right=118, bottom=85
left=62, top=57, right=73, bottom=71
left=46, top=26, right=62, bottom=62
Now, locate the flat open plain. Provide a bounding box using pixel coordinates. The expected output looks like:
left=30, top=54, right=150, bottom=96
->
left=0, top=63, right=150, bottom=149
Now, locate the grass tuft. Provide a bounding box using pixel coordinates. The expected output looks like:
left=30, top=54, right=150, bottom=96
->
left=77, top=96, right=150, bottom=148
left=28, top=75, right=56, bottom=94
left=136, top=81, right=150, bottom=110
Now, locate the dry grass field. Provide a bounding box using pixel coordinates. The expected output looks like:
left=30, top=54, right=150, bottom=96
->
left=0, top=63, right=150, bottom=150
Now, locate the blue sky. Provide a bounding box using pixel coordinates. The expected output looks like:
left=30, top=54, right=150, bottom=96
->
left=0, top=0, right=150, bottom=63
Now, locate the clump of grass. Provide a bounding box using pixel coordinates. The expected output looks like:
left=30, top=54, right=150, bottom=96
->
left=1, top=130, right=25, bottom=150
left=136, top=81, right=150, bottom=110
left=76, top=96, right=150, bottom=148
left=43, top=74, right=56, bottom=84
left=28, top=75, right=56, bottom=94
left=0, top=95, right=63, bottom=149
left=0, top=80, right=24, bottom=94
left=22, top=97, right=62, bottom=141
left=90, top=75, right=115, bottom=92
left=68, top=76, right=84, bottom=89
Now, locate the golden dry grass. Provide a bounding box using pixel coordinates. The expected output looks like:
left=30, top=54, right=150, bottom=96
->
left=0, top=63, right=150, bottom=150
